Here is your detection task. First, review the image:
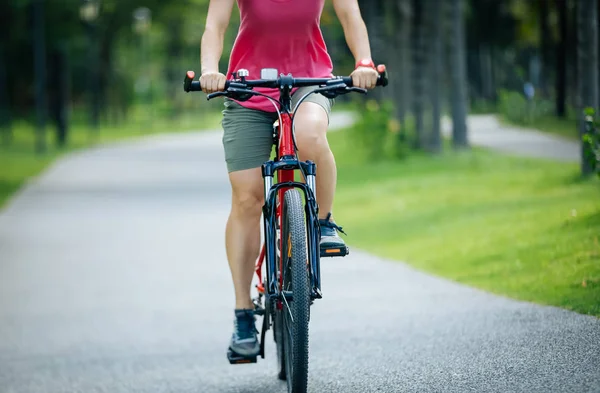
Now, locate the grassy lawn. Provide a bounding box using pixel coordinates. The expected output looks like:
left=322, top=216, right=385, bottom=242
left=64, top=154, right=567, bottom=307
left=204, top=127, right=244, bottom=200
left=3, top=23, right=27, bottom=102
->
left=0, top=109, right=222, bottom=208
left=330, top=131, right=600, bottom=317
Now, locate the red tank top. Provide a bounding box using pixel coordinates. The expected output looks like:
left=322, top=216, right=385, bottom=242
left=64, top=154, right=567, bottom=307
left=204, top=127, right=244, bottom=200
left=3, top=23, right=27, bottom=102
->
left=226, top=0, right=333, bottom=112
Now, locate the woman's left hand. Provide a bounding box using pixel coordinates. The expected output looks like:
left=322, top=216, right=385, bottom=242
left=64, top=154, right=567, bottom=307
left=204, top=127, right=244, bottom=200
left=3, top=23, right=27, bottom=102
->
left=351, top=66, right=379, bottom=90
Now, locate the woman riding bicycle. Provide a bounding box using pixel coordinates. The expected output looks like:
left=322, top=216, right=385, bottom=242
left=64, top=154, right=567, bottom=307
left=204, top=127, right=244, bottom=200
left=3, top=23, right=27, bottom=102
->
left=199, top=0, right=378, bottom=358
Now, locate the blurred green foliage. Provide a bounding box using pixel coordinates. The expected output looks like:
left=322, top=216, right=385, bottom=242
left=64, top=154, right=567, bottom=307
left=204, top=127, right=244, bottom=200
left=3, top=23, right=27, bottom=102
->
left=494, top=89, right=581, bottom=140
left=583, top=109, right=600, bottom=178
left=0, top=0, right=230, bottom=127
left=346, top=99, right=412, bottom=162
left=498, top=89, right=554, bottom=126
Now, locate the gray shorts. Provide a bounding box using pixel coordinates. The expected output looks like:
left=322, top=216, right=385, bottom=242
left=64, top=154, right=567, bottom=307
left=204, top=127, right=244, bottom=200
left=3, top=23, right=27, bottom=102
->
left=221, top=86, right=334, bottom=173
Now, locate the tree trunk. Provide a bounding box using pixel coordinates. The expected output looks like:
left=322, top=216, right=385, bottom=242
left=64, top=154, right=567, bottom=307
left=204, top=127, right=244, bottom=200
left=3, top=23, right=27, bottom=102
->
left=577, top=0, right=598, bottom=175
left=392, top=0, right=411, bottom=132
left=538, top=0, right=550, bottom=97
left=0, top=45, right=11, bottom=146
left=360, top=0, right=385, bottom=101
left=84, top=20, right=100, bottom=132
left=555, top=0, right=567, bottom=117
left=165, top=17, right=184, bottom=118
left=449, top=0, right=468, bottom=148
left=428, top=0, right=442, bottom=153
left=50, top=42, right=70, bottom=148
left=411, top=0, right=426, bottom=149
left=568, top=0, right=579, bottom=110
left=33, top=0, right=47, bottom=154
left=479, top=44, right=494, bottom=102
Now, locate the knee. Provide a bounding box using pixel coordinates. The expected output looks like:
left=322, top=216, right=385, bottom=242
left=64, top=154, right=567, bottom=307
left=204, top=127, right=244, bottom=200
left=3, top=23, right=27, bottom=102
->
left=295, top=115, right=329, bottom=154
left=232, top=191, right=263, bottom=218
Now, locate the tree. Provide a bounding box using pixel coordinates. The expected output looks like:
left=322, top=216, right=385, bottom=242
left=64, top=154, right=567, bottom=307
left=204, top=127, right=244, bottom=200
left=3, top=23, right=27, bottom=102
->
left=448, top=0, right=468, bottom=148
left=0, top=45, right=10, bottom=146
left=538, top=0, right=551, bottom=97
left=396, top=0, right=412, bottom=136
left=358, top=0, right=386, bottom=102
left=411, top=0, right=426, bottom=149
left=428, top=0, right=443, bottom=153
left=577, top=0, right=599, bottom=175
left=555, top=0, right=567, bottom=118
left=388, top=0, right=411, bottom=134
left=49, top=42, right=70, bottom=147
left=33, top=0, right=47, bottom=154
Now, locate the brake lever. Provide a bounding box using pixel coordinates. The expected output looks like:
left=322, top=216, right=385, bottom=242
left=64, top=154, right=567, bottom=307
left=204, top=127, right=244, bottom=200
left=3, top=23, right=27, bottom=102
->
left=228, top=87, right=254, bottom=102
left=321, top=86, right=367, bottom=99
left=316, top=83, right=348, bottom=99
left=206, top=87, right=255, bottom=102
left=346, top=87, right=368, bottom=95
left=206, top=91, right=228, bottom=101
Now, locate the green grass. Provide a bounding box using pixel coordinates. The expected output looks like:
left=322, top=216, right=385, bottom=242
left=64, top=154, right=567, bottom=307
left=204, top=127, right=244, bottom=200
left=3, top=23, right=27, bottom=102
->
left=330, top=131, right=600, bottom=317
left=0, top=108, right=222, bottom=208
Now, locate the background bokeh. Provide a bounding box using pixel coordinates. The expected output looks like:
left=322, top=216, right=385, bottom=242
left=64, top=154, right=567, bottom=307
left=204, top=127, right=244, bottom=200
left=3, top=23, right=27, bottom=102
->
left=0, top=1, right=594, bottom=155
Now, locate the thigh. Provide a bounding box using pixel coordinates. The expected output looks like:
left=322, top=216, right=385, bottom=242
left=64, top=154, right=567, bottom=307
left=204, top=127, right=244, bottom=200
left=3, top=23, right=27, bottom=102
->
left=221, top=99, right=277, bottom=173
left=291, top=87, right=331, bottom=151
left=292, top=86, right=334, bottom=125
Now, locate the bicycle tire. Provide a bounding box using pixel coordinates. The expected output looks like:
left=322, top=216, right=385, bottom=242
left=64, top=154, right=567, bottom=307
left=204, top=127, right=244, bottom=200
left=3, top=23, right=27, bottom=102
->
left=274, top=303, right=286, bottom=380
left=274, top=216, right=286, bottom=380
left=280, top=188, right=310, bottom=393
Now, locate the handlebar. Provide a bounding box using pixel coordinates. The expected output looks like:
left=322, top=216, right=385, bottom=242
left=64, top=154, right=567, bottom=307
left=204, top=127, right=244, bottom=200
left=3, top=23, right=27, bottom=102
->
left=183, top=65, right=389, bottom=100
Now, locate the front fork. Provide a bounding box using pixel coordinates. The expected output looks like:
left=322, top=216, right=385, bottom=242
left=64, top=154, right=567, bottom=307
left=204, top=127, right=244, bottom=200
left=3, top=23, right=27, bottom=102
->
left=255, top=159, right=321, bottom=306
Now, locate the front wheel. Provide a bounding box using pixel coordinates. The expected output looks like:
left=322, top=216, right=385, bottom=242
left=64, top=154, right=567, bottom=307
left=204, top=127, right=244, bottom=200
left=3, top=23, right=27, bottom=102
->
left=277, top=188, right=310, bottom=393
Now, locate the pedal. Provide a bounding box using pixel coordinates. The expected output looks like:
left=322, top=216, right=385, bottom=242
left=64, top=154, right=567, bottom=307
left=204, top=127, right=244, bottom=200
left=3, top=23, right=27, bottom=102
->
left=253, top=301, right=265, bottom=316
left=227, top=348, right=257, bottom=365
left=320, top=245, right=350, bottom=258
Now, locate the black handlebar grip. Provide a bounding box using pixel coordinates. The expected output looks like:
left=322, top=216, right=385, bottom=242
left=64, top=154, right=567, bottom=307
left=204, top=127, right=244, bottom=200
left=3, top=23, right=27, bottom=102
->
left=184, top=71, right=195, bottom=92
left=184, top=71, right=230, bottom=93
left=206, top=81, right=230, bottom=98
left=340, top=64, right=388, bottom=88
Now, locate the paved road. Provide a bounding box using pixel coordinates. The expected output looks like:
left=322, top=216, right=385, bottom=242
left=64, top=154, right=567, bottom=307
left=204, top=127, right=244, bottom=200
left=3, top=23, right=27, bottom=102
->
left=1, top=114, right=599, bottom=393
left=442, top=115, right=580, bottom=162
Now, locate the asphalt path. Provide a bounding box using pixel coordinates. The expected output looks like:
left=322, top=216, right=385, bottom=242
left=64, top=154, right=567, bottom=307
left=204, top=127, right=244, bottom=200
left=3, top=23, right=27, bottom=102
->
left=1, top=113, right=599, bottom=392
left=441, top=115, right=580, bottom=162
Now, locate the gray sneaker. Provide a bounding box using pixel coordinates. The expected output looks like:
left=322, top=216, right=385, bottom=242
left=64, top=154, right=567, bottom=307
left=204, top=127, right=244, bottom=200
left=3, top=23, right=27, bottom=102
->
left=229, top=309, right=260, bottom=357
left=319, top=213, right=347, bottom=249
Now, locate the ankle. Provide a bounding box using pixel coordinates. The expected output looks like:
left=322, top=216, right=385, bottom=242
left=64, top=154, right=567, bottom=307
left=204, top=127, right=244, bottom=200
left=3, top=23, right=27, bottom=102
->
left=235, top=301, right=254, bottom=310
left=318, top=212, right=334, bottom=222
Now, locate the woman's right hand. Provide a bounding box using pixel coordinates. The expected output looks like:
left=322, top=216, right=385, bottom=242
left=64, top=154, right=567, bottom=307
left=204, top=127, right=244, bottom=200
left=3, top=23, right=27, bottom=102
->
left=200, top=72, right=227, bottom=94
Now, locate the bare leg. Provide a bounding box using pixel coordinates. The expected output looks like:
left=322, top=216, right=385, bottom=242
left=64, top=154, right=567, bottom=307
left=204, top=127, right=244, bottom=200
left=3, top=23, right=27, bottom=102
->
left=225, top=168, right=264, bottom=309
left=294, top=102, right=335, bottom=220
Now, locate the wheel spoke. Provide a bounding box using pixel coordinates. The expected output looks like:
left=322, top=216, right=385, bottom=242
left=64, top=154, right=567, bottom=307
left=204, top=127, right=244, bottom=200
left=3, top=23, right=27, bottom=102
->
left=281, top=291, right=294, bottom=324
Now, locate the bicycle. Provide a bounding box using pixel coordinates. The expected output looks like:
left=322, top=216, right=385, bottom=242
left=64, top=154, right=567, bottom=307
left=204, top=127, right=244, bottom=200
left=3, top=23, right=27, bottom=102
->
left=183, top=66, right=388, bottom=393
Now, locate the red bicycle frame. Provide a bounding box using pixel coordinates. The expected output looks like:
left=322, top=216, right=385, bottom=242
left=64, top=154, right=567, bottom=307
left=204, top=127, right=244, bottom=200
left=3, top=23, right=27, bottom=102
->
left=255, top=111, right=295, bottom=296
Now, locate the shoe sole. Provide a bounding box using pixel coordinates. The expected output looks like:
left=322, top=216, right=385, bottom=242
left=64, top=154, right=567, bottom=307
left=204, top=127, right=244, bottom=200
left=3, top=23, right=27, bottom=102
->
left=227, top=347, right=258, bottom=364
